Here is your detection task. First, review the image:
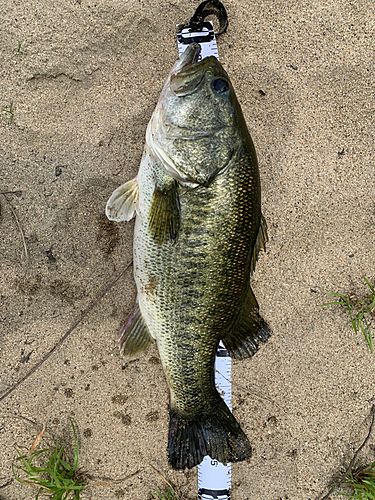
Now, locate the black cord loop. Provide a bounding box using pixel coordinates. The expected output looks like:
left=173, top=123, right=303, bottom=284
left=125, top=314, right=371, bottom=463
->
left=179, top=0, right=228, bottom=36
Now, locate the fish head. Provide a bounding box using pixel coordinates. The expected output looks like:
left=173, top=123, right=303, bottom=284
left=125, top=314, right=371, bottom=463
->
left=147, top=44, right=245, bottom=187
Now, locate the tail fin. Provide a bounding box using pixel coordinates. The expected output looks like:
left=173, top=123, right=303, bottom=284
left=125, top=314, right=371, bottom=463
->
left=168, top=395, right=251, bottom=470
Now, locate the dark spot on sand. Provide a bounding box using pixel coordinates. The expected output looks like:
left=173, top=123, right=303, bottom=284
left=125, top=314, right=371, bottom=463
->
left=20, top=349, right=31, bottom=363
left=113, top=411, right=131, bottom=426
left=46, top=249, right=56, bottom=263
left=121, top=359, right=138, bottom=370
left=49, top=279, right=86, bottom=304
left=145, top=411, right=159, bottom=422
left=148, top=356, right=160, bottom=364
left=64, top=388, right=74, bottom=398
left=121, top=414, right=131, bottom=425
left=267, top=416, right=278, bottom=426
left=83, top=428, right=92, bottom=438
left=96, top=213, right=120, bottom=255
left=55, top=165, right=67, bottom=177
left=236, top=394, right=245, bottom=406
left=17, top=274, right=42, bottom=295
left=115, top=489, right=125, bottom=498
left=112, top=394, right=128, bottom=405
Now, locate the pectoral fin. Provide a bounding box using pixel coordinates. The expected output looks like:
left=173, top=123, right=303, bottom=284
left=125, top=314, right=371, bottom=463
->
left=222, top=286, right=270, bottom=360
left=250, top=213, right=268, bottom=274
left=106, top=177, right=139, bottom=222
left=148, top=179, right=180, bottom=245
left=118, top=303, right=153, bottom=360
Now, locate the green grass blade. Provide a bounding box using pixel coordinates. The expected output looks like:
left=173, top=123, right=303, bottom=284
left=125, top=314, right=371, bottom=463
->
left=323, top=300, right=347, bottom=307
left=324, top=279, right=374, bottom=353
left=59, top=458, right=74, bottom=471
left=73, top=441, right=79, bottom=472
left=69, top=419, right=80, bottom=472
left=12, top=421, right=87, bottom=500
left=359, top=317, right=374, bottom=353
left=364, top=277, right=375, bottom=293
left=154, top=485, right=178, bottom=499
left=323, top=292, right=348, bottom=298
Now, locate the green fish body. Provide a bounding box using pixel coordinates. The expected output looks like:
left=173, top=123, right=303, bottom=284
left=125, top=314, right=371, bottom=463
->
left=106, top=44, right=270, bottom=469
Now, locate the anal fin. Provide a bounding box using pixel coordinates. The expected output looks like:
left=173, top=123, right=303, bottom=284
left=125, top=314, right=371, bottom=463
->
left=118, top=303, right=153, bottom=359
left=222, top=286, right=270, bottom=360
left=106, top=177, right=139, bottom=222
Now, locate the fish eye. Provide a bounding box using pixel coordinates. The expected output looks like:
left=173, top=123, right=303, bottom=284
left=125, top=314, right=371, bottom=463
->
left=211, top=78, right=230, bottom=94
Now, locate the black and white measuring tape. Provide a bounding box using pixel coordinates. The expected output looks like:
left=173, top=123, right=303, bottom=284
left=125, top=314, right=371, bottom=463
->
left=176, top=3, right=231, bottom=498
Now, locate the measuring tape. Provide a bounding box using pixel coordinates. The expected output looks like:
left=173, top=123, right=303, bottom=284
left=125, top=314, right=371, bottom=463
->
left=197, top=343, right=232, bottom=500
left=177, top=15, right=232, bottom=500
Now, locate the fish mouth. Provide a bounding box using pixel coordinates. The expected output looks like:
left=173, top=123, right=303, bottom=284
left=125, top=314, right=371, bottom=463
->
left=170, top=44, right=208, bottom=96
left=172, top=43, right=202, bottom=74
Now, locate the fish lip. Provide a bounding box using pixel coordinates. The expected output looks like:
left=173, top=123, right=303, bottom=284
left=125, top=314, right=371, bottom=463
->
left=172, top=43, right=201, bottom=75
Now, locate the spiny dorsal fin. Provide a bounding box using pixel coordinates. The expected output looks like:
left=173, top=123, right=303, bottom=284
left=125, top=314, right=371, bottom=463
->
left=222, top=286, right=270, bottom=360
left=148, top=179, right=180, bottom=245
left=250, top=213, right=268, bottom=274
left=106, top=177, right=139, bottom=222
left=119, top=303, right=153, bottom=360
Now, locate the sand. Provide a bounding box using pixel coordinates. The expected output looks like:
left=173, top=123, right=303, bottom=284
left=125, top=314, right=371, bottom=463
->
left=0, top=0, right=374, bottom=499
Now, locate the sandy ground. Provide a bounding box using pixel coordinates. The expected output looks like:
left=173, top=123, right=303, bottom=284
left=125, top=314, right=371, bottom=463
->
left=1, top=0, right=375, bottom=499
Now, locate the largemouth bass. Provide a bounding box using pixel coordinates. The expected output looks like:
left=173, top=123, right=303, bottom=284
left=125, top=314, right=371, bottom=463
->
left=106, top=43, right=270, bottom=470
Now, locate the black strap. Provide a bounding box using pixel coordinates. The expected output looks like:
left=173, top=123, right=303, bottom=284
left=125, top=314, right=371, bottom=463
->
left=179, top=0, right=228, bottom=36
